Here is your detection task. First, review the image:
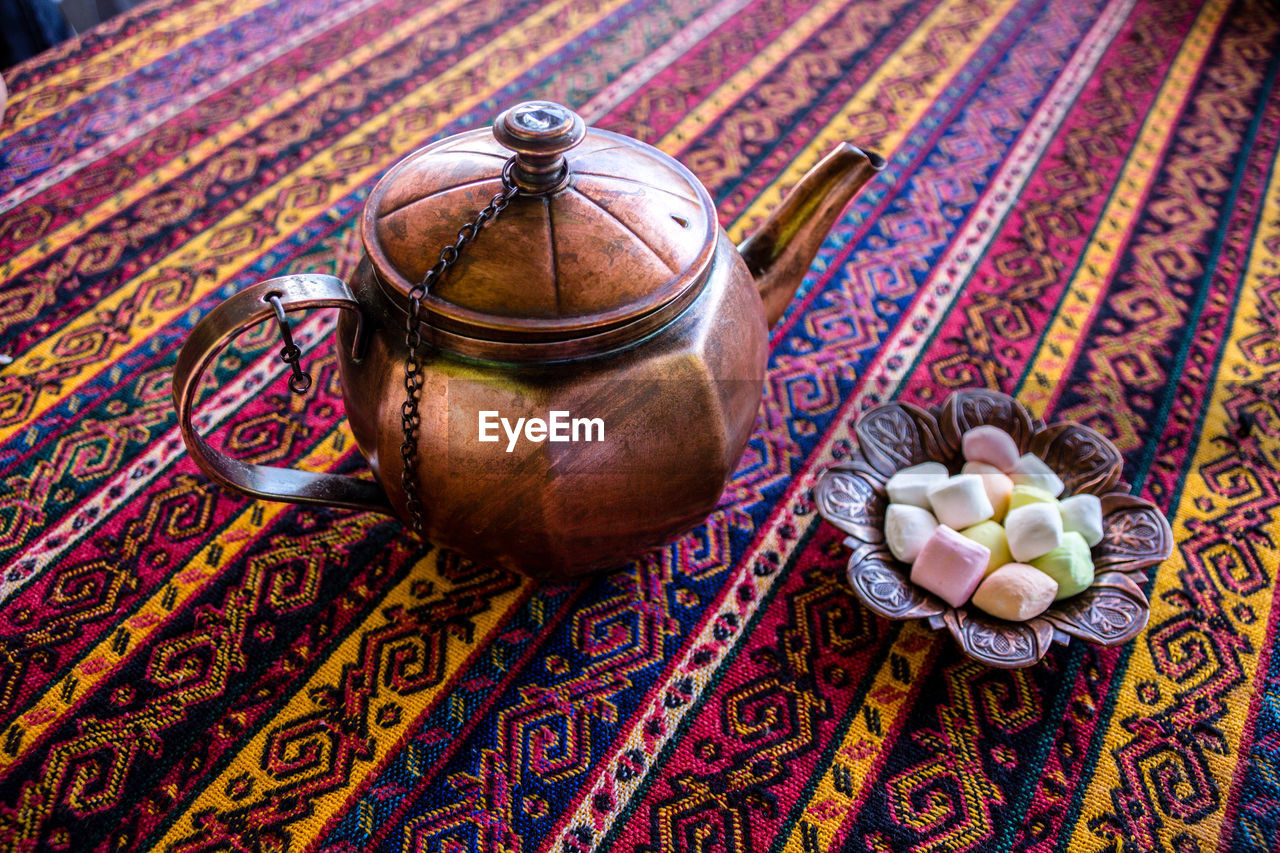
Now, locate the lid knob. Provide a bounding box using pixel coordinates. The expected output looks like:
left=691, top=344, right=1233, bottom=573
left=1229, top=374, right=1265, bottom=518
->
left=493, top=101, right=586, bottom=193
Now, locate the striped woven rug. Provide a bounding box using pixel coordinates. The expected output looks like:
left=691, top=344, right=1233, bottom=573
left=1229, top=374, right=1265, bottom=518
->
left=2, top=0, right=1279, bottom=849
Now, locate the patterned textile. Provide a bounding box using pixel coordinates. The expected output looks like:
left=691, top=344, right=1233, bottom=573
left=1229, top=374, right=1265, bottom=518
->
left=1, top=0, right=1278, bottom=849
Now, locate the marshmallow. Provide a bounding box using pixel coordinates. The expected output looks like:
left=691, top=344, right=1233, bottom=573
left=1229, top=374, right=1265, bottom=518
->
left=962, top=425, right=1020, bottom=472
left=927, top=474, right=994, bottom=530
left=962, top=461, right=1014, bottom=521
left=1009, top=453, right=1065, bottom=497
left=1004, top=502, right=1063, bottom=562
left=1060, top=493, right=1105, bottom=547
left=885, top=504, right=940, bottom=564
left=886, top=462, right=949, bottom=509
left=960, top=520, right=1012, bottom=577
left=910, top=525, right=991, bottom=608
left=1008, top=484, right=1058, bottom=513
left=1032, top=530, right=1095, bottom=599
left=971, top=563, right=1059, bottom=621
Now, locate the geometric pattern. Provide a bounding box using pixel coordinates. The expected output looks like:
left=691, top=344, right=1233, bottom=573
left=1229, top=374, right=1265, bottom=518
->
left=2, top=0, right=1279, bottom=849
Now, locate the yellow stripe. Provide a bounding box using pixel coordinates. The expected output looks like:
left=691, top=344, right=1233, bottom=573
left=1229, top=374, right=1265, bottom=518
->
left=777, top=3, right=1233, bottom=842
left=154, top=3, right=999, bottom=843
left=0, top=0, right=624, bottom=446
left=727, top=2, right=1019, bottom=844
left=779, top=623, right=937, bottom=852
left=0, top=0, right=658, bottom=773
left=1018, top=0, right=1230, bottom=420
left=0, top=0, right=477, bottom=282
left=1, top=0, right=276, bottom=136
left=90, top=3, right=618, bottom=847
left=655, top=0, right=855, bottom=151
left=555, top=0, right=1015, bottom=841
left=0, top=421, right=357, bottom=772
left=157, top=558, right=528, bottom=849
left=1066, top=141, right=1280, bottom=853
left=722, top=0, right=1001, bottom=243
left=8, top=0, right=957, bottom=837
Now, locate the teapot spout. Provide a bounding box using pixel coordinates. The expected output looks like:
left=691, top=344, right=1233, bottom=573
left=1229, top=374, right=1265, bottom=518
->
left=739, top=143, right=885, bottom=328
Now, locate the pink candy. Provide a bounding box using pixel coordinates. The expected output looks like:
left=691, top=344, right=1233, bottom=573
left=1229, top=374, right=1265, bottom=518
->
left=909, top=525, right=991, bottom=608
left=962, top=425, right=1020, bottom=472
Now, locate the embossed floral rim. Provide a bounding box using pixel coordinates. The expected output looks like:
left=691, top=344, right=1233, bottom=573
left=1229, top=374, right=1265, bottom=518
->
left=814, top=388, right=1174, bottom=669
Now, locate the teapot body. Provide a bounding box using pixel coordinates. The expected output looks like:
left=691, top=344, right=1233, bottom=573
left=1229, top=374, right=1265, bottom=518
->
left=335, top=235, right=768, bottom=578
left=173, top=101, right=882, bottom=580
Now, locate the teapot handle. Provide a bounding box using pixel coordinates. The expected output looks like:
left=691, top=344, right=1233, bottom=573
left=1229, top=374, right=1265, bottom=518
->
left=172, top=274, right=394, bottom=515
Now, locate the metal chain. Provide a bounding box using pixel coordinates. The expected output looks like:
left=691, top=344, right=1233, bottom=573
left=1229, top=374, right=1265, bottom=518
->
left=266, top=293, right=313, bottom=394
left=401, top=157, right=520, bottom=534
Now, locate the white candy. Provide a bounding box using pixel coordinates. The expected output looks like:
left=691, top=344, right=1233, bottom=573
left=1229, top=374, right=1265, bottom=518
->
left=926, top=474, right=994, bottom=530
left=1004, top=502, right=1064, bottom=562
left=1059, top=493, right=1104, bottom=547
left=1009, top=453, right=1064, bottom=497
left=962, top=461, right=1014, bottom=521
left=885, top=504, right=940, bottom=564
left=886, top=462, right=949, bottom=509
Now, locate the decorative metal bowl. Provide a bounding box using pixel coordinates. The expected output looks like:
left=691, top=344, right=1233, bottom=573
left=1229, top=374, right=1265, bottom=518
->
left=814, top=388, right=1173, bottom=668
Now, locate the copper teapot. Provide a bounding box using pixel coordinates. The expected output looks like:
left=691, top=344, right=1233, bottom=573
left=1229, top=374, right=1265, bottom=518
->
left=173, top=101, right=883, bottom=578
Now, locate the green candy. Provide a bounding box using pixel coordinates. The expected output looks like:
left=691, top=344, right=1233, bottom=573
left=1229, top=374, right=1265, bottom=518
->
left=1007, top=484, right=1058, bottom=513
left=1031, top=530, right=1095, bottom=600
left=960, top=520, right=1012, bottom=577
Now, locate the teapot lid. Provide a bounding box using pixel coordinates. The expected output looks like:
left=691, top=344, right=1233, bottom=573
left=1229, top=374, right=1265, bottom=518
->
left=363, top=101, right=717, bottom=351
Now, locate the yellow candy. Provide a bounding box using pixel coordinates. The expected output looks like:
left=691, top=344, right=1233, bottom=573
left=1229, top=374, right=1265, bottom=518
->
left=1007, top=484, right=1058, bottom=512
left=960, top=520, right=1013, bottom=577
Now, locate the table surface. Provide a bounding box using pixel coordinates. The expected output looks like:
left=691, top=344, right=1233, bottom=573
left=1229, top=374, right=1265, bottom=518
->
left=1, top=0, right=1279, bottom=850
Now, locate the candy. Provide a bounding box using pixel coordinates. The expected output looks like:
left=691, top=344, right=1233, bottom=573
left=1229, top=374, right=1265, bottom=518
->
left=1032, top=530, right=1095, bottom=599
left=1060, top=493, right=1105, bottom=547
left=910, top=525, right=991, bottom=608
left=1009, top=453, right=1065, bottom=497
left=1007, top=483, right=1058, bottom=513
left=885, top=504, right=940, bottom=564
left=1004, top=502, right=1063, bottom=562
left=886, top=461, right=949, bottom=509
left=962, top=425, right=1020, bottom=472
left=926, top=474, right=994, bottom=530
left=887, top=448, right=1103, bottom=609
left=971, top=563, right=1059, bottom=621
left=961, top=461, right=1014, bottom=521
left=960, top=520, right=1012, bottom=576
